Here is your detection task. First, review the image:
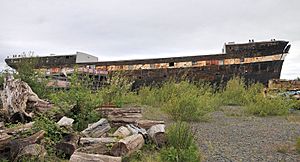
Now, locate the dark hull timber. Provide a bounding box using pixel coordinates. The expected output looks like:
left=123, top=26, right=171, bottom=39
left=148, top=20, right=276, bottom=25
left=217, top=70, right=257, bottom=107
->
left=5, top=40, right=290, bottom=88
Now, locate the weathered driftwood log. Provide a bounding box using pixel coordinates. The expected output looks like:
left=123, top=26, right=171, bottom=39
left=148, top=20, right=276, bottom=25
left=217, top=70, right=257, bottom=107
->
left=79, top=137, right=118, bottom=146
left=81, top=118, right=111, bottom=138
left=97, top=107, right=142, bottom=126
left=56, top=134, right=79, bottom=156
left=57, top=116, right=74, bottom=127
left=4, top=122, right=34, bottom=135
left=135, top=119, right=165, bottom=130
left=70, top=152, right=121, bottom=162
left=147, top=124, right=166, bottom=147
left=0, top=133, right=12, bottom=151
left=113, top=126, right=131, bottom=138
left=15, top=144, right=47, bottom=161
left=9, top=130, right=45, bottom=160
left=76, top=143, right=110, bottom=155
left=110, top=134, right=144, bottom=157
left=0, top=76, right=52, bottom=123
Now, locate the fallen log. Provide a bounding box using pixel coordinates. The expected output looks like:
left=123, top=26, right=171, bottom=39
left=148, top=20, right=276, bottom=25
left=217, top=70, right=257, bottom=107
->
left=56, top=133, right=79, bottom=156
left=15, top=144, right=46, bottom=161
left=76, top=143, right=110, bottom=155
left=112, top=126, right=131, bottom=138
left=135, top=119, right=165, bottom=130
left=9, top=130, right=45, bottom=161
left=4, top=122, right=34, bottom=135
left=110, top=134, right=144, bottom=157
left=126, top=124, right=147, bottom=137
left=70, top=152, right=121, bottom=162
left=79, top=137, right=118, bottom=146
left=147, top=124, right=166, bottom=147
left=97, top=107, right=142, bottom=126
left=81, top=118, right=111, bottom=138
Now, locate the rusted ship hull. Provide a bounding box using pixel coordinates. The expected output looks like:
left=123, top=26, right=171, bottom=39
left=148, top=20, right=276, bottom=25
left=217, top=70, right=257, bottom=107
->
left=5, top=39, right=290, bottom=89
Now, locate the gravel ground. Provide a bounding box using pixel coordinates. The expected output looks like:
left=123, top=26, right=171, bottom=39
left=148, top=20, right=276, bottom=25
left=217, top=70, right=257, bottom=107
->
left=191, top=107, right=300, bottom=162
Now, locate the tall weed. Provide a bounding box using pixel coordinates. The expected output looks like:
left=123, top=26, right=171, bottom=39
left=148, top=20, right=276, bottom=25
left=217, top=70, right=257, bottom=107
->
left=160, top=122, right=200, bottom=162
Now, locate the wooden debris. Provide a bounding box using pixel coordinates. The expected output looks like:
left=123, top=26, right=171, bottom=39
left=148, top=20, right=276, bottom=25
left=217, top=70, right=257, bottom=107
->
left=76, top=143, right=110, bottom=155
left=97, top=107, right=142, bottom=126
left=4, top=122, right=34, bottom=135
left=0, top=133, right=12, bottom=151
left=57, top=116, right=74, bottom=127
left=81, top=118, right=111, bottom=138
left=135, top=119, right=165, bottom=129
left=110, top=134, right=144, bottom=157
left=15, top=144, right=46, bottom=161
left=70, top=152, right=122, bottom=162
left=56, top=133, right=79, bottom=156
left=126, top=124, right=147, bottom=137
left=79, top=137, right=118, bottom=146
left=0, top=76, right=52, bottom=123
left=147, top=124, right=166, bottom=147
left=9, top=130, right=45, bottom=160
left=112, top=126, right=131, bottom=138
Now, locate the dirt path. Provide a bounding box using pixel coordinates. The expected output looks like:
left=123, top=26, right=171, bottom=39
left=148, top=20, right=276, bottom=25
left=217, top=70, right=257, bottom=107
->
left=191, top=107, right=300, bottom=162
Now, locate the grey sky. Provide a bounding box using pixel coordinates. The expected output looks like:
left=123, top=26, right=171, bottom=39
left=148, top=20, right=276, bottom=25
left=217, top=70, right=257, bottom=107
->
left=0, top=0, right=299, bottom=79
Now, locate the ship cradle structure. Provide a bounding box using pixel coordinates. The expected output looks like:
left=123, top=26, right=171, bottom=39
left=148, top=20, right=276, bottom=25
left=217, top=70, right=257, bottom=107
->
left=5, top=39, right=291, bottom=89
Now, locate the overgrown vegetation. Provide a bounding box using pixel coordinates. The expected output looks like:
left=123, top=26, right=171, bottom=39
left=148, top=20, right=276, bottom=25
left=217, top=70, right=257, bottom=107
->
left=2, top=60, right=299, bottom=161
left=138, top=81, right=220, bottom=121
left=160, top=122, right=200, bottom=162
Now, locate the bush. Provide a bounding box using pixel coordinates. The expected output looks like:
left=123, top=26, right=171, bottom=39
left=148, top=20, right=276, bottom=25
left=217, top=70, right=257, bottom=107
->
left=136, top=80, right=222, bottom=121
left=162, top=81, right=219, bottom=121
left=244, top=94, right=292, bottom=116
left=49, top=72, right=102, bottom=131
left=99, top=72, right=133, bottom=107
left=221, top=77, right=247, bottom=106
left=32, top=115, right=64, bottom=154
left=14, top=58, right=49, bottom=99
left=160, top=122, right=200, bottom=162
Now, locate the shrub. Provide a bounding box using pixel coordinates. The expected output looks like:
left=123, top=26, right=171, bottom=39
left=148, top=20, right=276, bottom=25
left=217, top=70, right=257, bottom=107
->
left=244, top=94, right=292, bottom=116
left=99, top=72, right=133, bottom=107
left=162, top=81, right=219, bottom=121
left=49, top=72, right=102, bottom=131
left=221, top=77, right=247, bottom=106
left=14, top=58, right=49, bottom=99
left=32, top=115, right=64, bottom=154
left=160, top=122, right=200, bottom=162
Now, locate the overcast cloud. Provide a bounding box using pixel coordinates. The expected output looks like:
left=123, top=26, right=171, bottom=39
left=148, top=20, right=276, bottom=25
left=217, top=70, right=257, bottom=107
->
left=0, top=0, right=299, bottom=79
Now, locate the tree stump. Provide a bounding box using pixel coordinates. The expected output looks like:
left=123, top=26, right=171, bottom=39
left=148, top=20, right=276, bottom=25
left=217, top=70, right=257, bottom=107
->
left=110, top=134, right=144, bottom=157
left=70, top=152, right=121, bottom=162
